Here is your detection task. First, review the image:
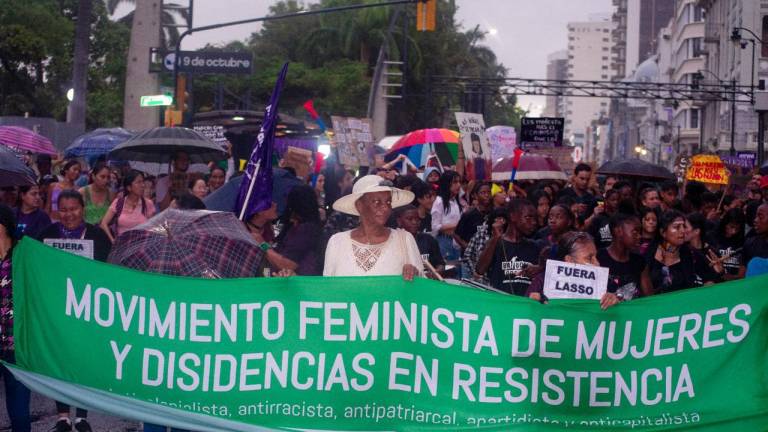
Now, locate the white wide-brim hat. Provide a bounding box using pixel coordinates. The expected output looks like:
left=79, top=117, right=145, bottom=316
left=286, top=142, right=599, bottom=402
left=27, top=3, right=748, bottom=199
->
left=332, top=175, right=415, bottom=216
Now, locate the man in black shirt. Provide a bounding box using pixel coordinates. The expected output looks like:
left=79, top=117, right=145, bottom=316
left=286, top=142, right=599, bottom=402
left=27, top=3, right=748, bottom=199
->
left=742, top=203, right=768, bottom=274
left=455, top=182, right=491, bottom=249
left=597, top=213, right=651, bottom=300
left=558, top=163, right=598, bottom=219
left=476, top=199, right=541, bottom=295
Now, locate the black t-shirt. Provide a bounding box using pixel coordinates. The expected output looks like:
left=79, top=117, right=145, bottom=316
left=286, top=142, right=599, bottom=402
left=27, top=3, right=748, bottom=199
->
left=647, top=245, right=719, bottom=294
left=455, top=208, right=487, bottom=245
left=38, top=223, right=112, bottom=262
left=712, top=236, right=745, bottom=276
left=743, top=235, right=768, bottom=268
left=558, top=188, right=598, bottom=216
left=419, top=213, right=432, bottom=234
left=415, top=233, right=445, bottom=268
left=597, top=248, right=646, bottom=300
left=589, top=214, right=612, bottom=249
left=487, top=238, right=541, bottom=296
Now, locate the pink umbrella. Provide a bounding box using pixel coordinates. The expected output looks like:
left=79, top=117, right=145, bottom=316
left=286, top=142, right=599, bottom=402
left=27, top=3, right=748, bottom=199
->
left=492, top=153, right=567, bottom=181
left=0, top=126, right=58, bottom=155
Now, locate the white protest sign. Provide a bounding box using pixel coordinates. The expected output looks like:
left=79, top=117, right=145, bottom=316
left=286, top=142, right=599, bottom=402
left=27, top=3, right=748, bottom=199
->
left=455, top=112, right=492, bottom=180
left=44, top=239, right=94, bottom=260
left=543, top=259, right=609, bottom=300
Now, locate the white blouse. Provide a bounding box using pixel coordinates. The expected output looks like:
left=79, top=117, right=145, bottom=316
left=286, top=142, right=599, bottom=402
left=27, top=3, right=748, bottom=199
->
left=323, top=228, right=425, bottom=277
left=430, top=196, right=461, bottom=236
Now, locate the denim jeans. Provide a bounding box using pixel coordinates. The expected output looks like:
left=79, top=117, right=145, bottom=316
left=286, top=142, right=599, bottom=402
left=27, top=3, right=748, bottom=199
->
left=1, top=363, right=31, bottom=432
left=143, top=424, right=189, bottom=432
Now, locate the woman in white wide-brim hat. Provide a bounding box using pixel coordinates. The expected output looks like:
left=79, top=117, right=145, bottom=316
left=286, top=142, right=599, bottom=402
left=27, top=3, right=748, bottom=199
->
left=323, top=175, right=424, bottom=280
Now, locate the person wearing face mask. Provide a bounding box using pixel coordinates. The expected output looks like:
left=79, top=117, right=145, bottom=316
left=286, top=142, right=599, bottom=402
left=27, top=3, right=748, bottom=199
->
left=323, top=175, right=422, bottom=279
left=647, top=211, right=723, bottom=294
left=79, top=163, right=114, bottom=225
left=526, top=231, right=621, bottom=310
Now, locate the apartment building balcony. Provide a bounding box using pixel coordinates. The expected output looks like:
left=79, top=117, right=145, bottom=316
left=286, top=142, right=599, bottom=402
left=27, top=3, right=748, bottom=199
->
left=704, top=20, right=722, bottom=44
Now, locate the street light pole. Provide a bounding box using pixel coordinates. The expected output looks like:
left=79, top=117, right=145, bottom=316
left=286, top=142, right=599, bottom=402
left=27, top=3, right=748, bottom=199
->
left=732, top=27, right=765, bottom=162
left=731, top=78, right=737, bottom=155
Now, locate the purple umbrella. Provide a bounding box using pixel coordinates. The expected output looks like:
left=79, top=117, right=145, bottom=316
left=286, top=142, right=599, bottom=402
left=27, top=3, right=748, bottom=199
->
left=0, top=126, right=58, bottom=155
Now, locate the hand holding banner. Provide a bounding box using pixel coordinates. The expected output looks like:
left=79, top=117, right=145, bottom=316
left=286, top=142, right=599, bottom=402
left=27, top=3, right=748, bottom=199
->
left=543, top=259, right=609, bottom=300
left=10, top=239, right=768, bottom=431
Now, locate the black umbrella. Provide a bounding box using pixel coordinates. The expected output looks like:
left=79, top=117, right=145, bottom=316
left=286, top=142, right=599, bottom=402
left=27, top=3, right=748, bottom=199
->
left=108, top=127, right=227, bottom=164
left=0, top=146, right=36, bottom=187
left=597, top=158, right=675, bottom=180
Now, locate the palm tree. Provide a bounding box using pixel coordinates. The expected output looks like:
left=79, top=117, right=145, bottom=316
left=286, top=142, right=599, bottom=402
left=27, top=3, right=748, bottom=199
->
left=69, top=0, right=93, bottom=131
left=106, top=0, right=190, bottom=49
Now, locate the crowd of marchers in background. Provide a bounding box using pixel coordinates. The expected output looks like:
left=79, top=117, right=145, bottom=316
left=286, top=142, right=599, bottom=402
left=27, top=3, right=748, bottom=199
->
left=1, top=151, right=768, bottom=432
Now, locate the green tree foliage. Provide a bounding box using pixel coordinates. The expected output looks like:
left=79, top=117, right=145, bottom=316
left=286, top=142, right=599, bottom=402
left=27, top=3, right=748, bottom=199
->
left=192, top=0, right=524, bottom=133
left=0, top=0, right=128, bottom=128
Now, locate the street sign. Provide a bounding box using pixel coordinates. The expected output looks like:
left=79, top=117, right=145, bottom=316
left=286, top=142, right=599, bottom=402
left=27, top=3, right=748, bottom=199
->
left=140, top=94, right=174, bottom=107
left=175, top=51, right=253, bottom=74
left=520, top=117, right=565, bottom=149
left=163, top=53, right=176, bottom=72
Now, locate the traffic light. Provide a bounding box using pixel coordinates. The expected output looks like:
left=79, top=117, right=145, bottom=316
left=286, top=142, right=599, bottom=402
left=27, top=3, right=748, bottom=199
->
left=416, top=0, right=436, bottom=32
left=176, top=74, right=189, bottom=112
left=164, top=107, right=182, bottom=127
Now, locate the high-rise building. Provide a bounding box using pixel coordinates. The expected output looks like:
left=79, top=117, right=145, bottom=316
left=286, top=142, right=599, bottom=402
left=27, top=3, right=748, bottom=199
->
left=543, top=50, right=568, bottom=118
left=564, top=17, right=615, bottom=148
left=699, top=0, right=765, bottom=155
left=668, top=0, right=706, bottom=153
left=611, top=0, right=675, bottom=80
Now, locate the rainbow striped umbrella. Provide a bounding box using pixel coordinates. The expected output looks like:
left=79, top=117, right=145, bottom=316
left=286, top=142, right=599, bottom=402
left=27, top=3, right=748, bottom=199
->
left=387, top=128, right=459, bottom=166
left=0, top=126, right=58, bottom=155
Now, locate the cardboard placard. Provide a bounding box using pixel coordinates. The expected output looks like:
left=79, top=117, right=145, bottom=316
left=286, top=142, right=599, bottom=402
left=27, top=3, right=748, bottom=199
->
left=543, top=259, right=609, bottom=300
left=455, top=112, right=492, bottom=180
left=330, top=116, right=374, bottom=167
left=520, top=117, right=564, bottom=149
left=282, top=146, right=313, bottom=180
left=43, top=238, right=94, bottom=260
left=686, top=154, right=730, bottom=185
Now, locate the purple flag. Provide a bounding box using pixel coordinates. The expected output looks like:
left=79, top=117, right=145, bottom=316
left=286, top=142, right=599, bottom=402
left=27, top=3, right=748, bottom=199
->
left=236, top=62, right=289, bottom=221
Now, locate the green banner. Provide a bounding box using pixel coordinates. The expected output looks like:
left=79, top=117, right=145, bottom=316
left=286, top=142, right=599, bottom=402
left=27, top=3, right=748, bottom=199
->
left=11, top=238, right=768, bottom=430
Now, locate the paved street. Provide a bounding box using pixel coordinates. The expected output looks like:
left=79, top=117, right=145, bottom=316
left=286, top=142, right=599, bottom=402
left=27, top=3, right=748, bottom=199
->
left=0, top=380, right=140, bottom=432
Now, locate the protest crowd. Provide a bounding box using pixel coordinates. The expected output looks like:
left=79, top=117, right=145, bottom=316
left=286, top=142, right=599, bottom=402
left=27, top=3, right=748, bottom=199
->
left=0, top=135, right=767, bottom=431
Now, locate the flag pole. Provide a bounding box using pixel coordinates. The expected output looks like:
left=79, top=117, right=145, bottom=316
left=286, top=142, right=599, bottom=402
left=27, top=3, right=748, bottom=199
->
left=238, top=161, right=261, bottom=221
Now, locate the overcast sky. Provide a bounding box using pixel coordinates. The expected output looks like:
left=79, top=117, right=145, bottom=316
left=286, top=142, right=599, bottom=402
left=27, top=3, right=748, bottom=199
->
left=117, top=0, right=611, bottom=115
